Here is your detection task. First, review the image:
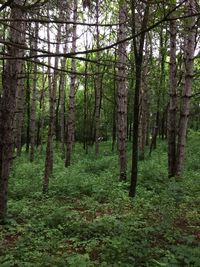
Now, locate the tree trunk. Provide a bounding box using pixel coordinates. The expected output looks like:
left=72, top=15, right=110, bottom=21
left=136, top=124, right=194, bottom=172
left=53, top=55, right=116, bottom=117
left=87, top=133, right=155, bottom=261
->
left=14, top=61, right=25, bottom=157
left=116, top=0, right=128, bottom=181
left=168, top=12, right=177, bottom=177
left=175, top=0, right=196, bottom=176
left=30, top=22, right=39, bottom=162
left=0, top=1, right=25, bottom=222
left=129, top=2, right=149, bottom=197
left=94, top=0, right=101, bottom=155
left=139, top=59, right=148, bottom=160
left=25, top=64, right=31, bottom=153
left=43, top=17, right=61, bottom=193
left=60, top=7, right=70, bottom=156
left=60, top=46, right=67, bottom=156
left=65, top=0, right=78, bottom=167
left=83, top=59, right=89, bottom=153
left=112, top=51, right=117, bottom=152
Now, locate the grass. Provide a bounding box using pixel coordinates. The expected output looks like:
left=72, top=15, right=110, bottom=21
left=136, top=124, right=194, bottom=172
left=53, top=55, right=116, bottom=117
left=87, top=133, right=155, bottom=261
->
left=0, top=131, right=200, bottom=267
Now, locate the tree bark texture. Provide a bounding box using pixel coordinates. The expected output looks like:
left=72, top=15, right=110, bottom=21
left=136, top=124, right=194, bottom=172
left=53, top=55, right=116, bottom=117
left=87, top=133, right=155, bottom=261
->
left=25, top=65, right=31, bottom=153
left=94, top=0, right=101, bottom=155
left=0, top=1, right=25, bottom=221
left=176, top=0, right=196, bottom=176
left=14, top=61, right=25, bottom=157
left=43, top=17, right=61, bottom=193
left=30, top=22, right=39, bottom=162
left=168, top=16, right=177, bottom=177
left=139, top=58, right=149, bottom=160
left=65, top=0, right=78, bottom=167
left=117, top=0, right=128, bottom=181
left=129, top=2, right=149, bottom=197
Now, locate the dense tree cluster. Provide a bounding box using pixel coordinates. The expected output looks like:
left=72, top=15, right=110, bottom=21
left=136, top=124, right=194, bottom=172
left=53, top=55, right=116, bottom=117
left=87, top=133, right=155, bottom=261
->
left=0, top=0, right=200, bottom=222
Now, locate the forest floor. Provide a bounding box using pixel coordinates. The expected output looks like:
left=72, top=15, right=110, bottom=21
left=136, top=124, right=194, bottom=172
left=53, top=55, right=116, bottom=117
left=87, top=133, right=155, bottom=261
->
left=0, top=131, right=200, bottom=267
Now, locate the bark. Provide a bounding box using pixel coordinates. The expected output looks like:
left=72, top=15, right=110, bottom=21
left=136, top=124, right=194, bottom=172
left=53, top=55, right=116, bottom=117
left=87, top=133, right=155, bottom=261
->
left=43, top=16, right=61, bottom=193
left=129, top=2, right=149, bottom=197
left=168, top=12, right=177, bottom=177
left=25, top=63, right=31, bottom=153
left=175, top=0, right=196, bottom=176
left=30, top=22, right=39, bottom=162
left=55, top=83, right=61, bottom=142
left=112, top=51, right=117, bottom=152
left=0, top=1, right=25, bottom=222
left=94, top=0, right=101, bottom=155
left=60, top=10, right=70, bottom=156
left=65, top=0, right=78, bottom=167
left=83, top=58, right=89, bottom=154
left=139, top=59, right=148, bottom=160
left=14, top=61, right=25, bottom=156
left=116, top=0, right=128, bottom=181
left=60, top=55, right=67, bottom=156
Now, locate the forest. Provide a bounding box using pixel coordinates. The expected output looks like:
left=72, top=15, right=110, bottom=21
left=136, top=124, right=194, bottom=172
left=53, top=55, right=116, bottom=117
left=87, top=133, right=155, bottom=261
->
left=0, top=0, right=200, bottom=266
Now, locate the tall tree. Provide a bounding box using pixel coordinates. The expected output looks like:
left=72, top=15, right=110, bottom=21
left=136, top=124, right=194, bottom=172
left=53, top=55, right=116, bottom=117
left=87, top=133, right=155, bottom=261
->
left=94, top=0, right=101, bottom=155
left=116, top=0, right=128, bottom=181
left=43, top=13, right=62, bottom=193
left=175, top=0, right=197, bottom=176
left=168, top=7, right=177, bottom=177
left=30, top=22, right=39, bottom=162
left=13, top=29, right=26, bottom=157
left=129, top=1, right=149, bottom=197
left=65, top=0, right=78, bottom=167
left=0, top=0, right=25, bottom=221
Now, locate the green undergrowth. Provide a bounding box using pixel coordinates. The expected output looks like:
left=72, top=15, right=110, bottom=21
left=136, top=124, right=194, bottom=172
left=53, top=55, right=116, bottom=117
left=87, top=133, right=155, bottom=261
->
left=0, top=131, right=200, bottom=267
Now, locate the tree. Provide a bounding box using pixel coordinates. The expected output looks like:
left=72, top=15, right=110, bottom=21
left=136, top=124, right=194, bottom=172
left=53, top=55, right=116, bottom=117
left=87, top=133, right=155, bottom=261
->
left=43, top=8, right=62, bottom=193
left=129, top=1, right=149, bottom=197
left=175, top=0, right=197, bottom=176
left=116, top=0, right=128, bottom=181
left=168, top=5, right=177, bottom=177
left=65, top=0, right=78, bottom=167
left=30, top=22, right=39, bottom=162
left=0, top=0, right=25, bottom=221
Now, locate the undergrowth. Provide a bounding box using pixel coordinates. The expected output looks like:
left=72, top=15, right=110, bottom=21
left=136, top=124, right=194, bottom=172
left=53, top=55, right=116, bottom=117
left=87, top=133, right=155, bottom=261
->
left=0, top=132, right=199, bottom=267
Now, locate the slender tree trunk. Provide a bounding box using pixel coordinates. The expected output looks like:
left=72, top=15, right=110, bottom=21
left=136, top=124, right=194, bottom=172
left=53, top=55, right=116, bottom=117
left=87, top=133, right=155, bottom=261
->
left=83, top=59, right=89, bottom=153
left=139, top=59, right=148, bottom=160
left=14, top=61, right=25, bottom=156
left=0, top=1, right=25, bottom=222
left=116, top=0, right=128, bottom=181
left=60, top=46, right=67, bottom=156
left=129, top=2, right=149, bottom=197
left=26, top=64, right=31, bottom=153
left=55, top=84, right=61, bottom=142
left=39, top=75, right=46, bottom=153
left=112, top=51, right=117, bottom=152
left=59, top=8, right=69, bottom=156
left=43, top=18, right=61, bottom=193
left=30, top=22, right=39, bottom=162
left=175, top=0, right=196, bottom=176
left=65, top=0, right=77, bottom=167
left=168, top=13, right=177, bottom=177
left=94, top=0, right=101, bottom=155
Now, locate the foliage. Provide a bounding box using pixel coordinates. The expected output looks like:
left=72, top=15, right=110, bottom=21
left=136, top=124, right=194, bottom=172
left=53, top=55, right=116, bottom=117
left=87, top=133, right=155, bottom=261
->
left=0, top=133, right=199, bottom=266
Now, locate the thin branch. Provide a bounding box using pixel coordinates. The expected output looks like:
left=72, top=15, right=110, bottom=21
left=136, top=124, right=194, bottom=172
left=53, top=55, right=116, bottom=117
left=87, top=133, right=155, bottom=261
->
left=0, top=18, right=123, bottom=27
left=0, top=0, right=189, bottom=60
